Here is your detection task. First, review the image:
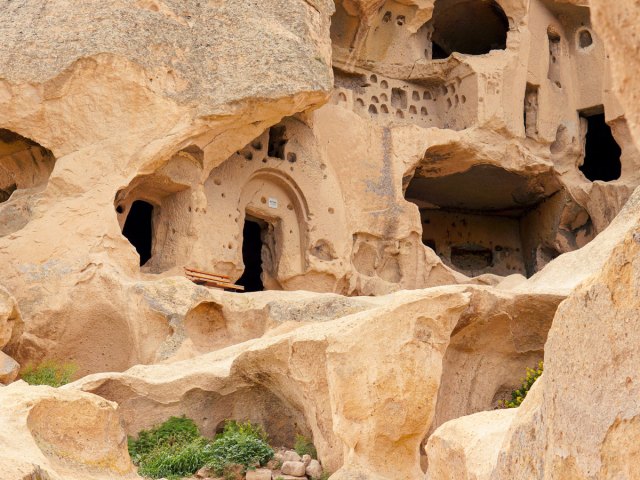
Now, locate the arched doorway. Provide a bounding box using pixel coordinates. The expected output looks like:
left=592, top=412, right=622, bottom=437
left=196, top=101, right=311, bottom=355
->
left=237, top=170, right=309, bottom=290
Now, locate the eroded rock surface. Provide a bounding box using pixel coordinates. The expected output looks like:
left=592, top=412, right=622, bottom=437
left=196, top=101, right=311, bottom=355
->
left=0, top=381, right=137, bottom=480
left=426, top=408, right=518, bottom=480
left=1, top=0, right=640, bottom=479
left=74, top=287, right=470, bottom=478
left=488, top=201, right=640, bottom=479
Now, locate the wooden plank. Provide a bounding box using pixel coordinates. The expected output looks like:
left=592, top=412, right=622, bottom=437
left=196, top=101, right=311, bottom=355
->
left=183, top=266, right=244, bottom=291
left=186, top=274, right=245, bottom=291
left=186, top=274, right=240, bottom=288
left=184, top=270, right=228, bottom=281
left=184, top=267, right=230, bottom=280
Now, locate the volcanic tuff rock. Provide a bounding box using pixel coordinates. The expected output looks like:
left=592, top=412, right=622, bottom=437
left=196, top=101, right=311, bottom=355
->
left=0, top=381, right=137, bottom=480
left=2, top=0, right=640, bottom=479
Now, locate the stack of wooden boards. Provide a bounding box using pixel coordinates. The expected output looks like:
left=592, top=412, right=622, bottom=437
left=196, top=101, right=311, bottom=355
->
left=184, top=267, right=245, bottom=292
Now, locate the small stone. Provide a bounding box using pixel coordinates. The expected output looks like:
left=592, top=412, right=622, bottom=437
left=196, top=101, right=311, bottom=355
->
left=276, top=476, right=306, bottom=480
left=282, top=450, right=301, bottom=462
left=281, top=460, right=306, bottom=477
left=0, top=351, right=19, bottom=385
left=266, top=458, right=282, bottom=470
left=222, top=464, right=243, bottom=480
left=196, top=466, right=214, bottom=478
left=306, top=459, right=323, bottom=479
left=246, top=468, right=272, bottom=480
left=302, top=454, right=311, bottom=467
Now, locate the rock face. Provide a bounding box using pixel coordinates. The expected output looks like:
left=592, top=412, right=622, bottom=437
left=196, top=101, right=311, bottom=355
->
left=0, top=0, right=335, bottom=375
left=426, top=408, right=518, bottom=480
left=430, top=288, right=562, bottom=433
left=487, top=206, right=640, bottom=479
left=74, top=287, right=470, bottom=478
left=0, top=351, right=20, bottom=384
left=70, top=284, right=564, bottom=479
left=0, top=0, right=638, bottom=380
left=2, top=0, right=640, bottom=480
left=0, top=381, right=137, bottom=480
left=0, top=285, right=22, bottom=384
left=589, top=0, right=640, bottom=145
left=424, top=187, right=640, bottom=480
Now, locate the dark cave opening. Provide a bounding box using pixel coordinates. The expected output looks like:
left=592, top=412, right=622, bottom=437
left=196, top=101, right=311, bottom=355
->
left=579, top=111, right=622, bottom=182
left=122, top=200, right=154, bottom=266
left=237, top=218, right=266, bottom=292
left=431, top=0, right=509, bottom=58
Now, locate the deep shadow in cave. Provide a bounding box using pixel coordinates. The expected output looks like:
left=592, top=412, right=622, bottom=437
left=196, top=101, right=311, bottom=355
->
left=579, top=111, right=622, bottom=182
left=431, top=0, right=509, bottom=58
left=237, top=217, right=266, bottom=292
left=122, top=200, right=154, bottom=266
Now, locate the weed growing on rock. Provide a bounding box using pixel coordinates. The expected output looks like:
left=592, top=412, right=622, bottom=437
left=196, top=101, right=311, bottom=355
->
left=294, top=433, right=317, bottom=459
left=501, top=361, right=544, bottom=408
left=21, top=361, right=76, bottom=387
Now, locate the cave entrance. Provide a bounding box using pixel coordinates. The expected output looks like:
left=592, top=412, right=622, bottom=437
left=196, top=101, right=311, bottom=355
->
left=237, top=217, right=267, bottom=292
left=403, top=165, right=592, bottom=277
left=0, top=129, right=56, bottom=204
left=451, top=244, right=494, bottom=271
left=122, top=200, right=154, bottom=266
left=579, top=109, right=622, bottom=182
left=431, top=0, right=509, bottom=58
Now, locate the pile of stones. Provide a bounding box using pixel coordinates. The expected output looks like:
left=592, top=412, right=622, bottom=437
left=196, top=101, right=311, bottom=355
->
left=194, top=448, right=324, bottom=480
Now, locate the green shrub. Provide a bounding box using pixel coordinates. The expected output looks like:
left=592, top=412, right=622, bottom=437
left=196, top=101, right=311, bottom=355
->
left=129, top=418, right=273, bottom=479
left=501, top=361, right=544, bottom=408
left=219, top=419, right=269, bottom=442
left=21, top=361, right=76, bottom=387
left=136, top=437, right=215, bottom=479
left=294, top=434, right=317, bottom=459
left=128, top=416, right=200, bottom=464
left=208, top=421, right=274, bottom=476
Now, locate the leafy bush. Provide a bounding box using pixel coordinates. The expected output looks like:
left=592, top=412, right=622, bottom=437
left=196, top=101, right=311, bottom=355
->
left=128, top=418, right=273, bottom=479
left=128, top=416, right=200, bottom=463
left=219, top=419, right=269, bottom=442
left=208, top=421, right=274, bottom=476
left=294, top=434, right=317, bottom=459
left=21, top=361, right=76, bottom=387
left=137, top=437, right=215, bottom=479
left=501, top=361, right=544, bottom=408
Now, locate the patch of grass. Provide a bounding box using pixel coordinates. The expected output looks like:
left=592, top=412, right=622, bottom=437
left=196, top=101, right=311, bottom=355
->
left=501, top=361, right=544, bottom=408
left=209, top=421, right=274, bottom=476
left=128, top=416, right=200, bottom=464
left=294, top=434, right=317, bottom=459
left=128, top=418, right=273, bottom=479
left=137, top=437, right=214, bottom=479
left=21, top=360, right=77, bottom=387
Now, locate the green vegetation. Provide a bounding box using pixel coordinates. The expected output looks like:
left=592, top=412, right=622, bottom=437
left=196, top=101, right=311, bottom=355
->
left=128, top=417, right=273, bottom=479
left=501, top=361, right=544, bottom=408
left=137, top=437, right=214, bottom=479
left=294, top=433, right=317, bottom=459
left=21, top=360, right=76, bottom=387
left=208, top=420, right=274, bottom=476
left=128, top=416, right=200, bottom=464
